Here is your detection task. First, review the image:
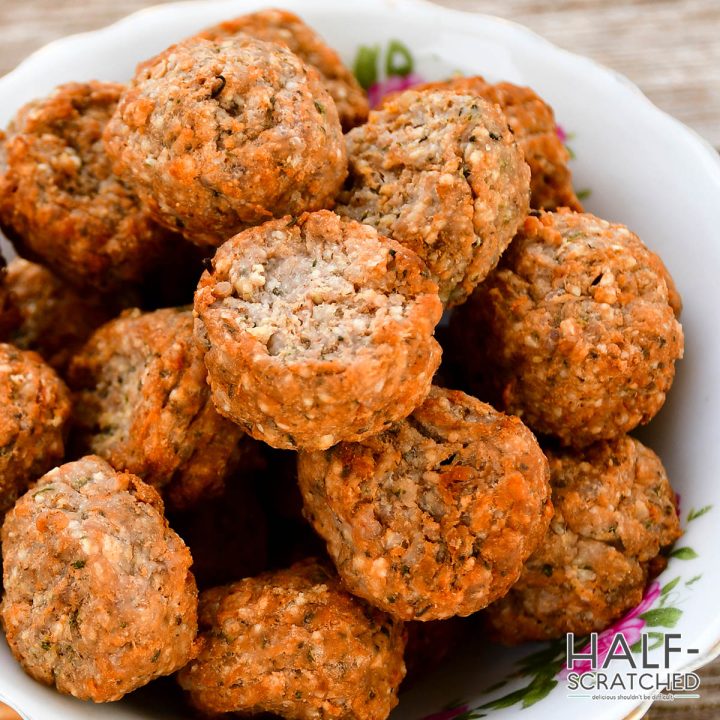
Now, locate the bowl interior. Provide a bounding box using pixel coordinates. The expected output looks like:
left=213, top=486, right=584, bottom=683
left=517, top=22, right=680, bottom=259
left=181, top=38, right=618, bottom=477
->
left=1, top=1, right=720, bottom=719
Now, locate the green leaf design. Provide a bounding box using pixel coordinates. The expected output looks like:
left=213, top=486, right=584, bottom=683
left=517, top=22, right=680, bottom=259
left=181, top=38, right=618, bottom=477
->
left=640, top=607, right=682, bottom=628
left=687, top=505, right=713, bottom=522
left=686, top=574, right=702, bottom=586
left=576, top=188, right=592, bottom=200
left=354, top=45, right=380, bottom=89
left=670, top=547, right=699, bottom=560
left=522, top=678, right=558, bottom=708
left=661, top=576, right=681, bottom=596
left=385, top=39, right=414, bottom=77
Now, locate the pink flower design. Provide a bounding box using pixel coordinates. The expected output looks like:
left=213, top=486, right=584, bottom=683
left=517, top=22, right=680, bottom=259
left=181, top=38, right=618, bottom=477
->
left=560, top=581, right=661, bottom=678
left=555, top=124, right=568, bottom=143
left=367, top=72, right=425, bottom=108
left=420, top=704, right=470, bottom=720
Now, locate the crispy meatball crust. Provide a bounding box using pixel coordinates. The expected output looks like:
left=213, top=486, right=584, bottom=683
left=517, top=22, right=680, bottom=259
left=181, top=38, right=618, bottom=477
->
left=485, top=436, right=681, bottom=643
left=104, top=36, right=347, bottom=247
left=386, top=76, right=581, bottom=211
left=68, top=307, right=245, bottom=510
left=3, top=258, right=113, bottom=374
left=198, top=8, right=368, bottom=131
left=0, top=343, right=71, bottom=517
left=0, top=82, right=171, bottom=291
left=454, top=211, right=684, bottom=446
left=298, top=386, right=552, bottom=621
left=194, top=210, right=442, bottom=450
left=337, top=90, right=530, bottom=305
left=0, top=456, right=198, bottom=702
left=177, top=559, right=406, bottom=720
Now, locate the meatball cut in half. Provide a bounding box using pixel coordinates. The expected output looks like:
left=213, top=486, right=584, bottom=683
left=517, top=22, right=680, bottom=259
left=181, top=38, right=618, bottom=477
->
left=453, top=210, right=684, bottom=447
left=194, top=211, right=443, bottom=450
left=0, top=81, right=171, bottom=291
left=383, top=76, right=581, bottom=211
left=197, top=8, right=368, bottom=131
left=337, top=89, right=530, bottom=306
left=3, top=258, right=114, bottom=374
left=104, top=35, right=347, bottom=247
left=0, top=343, right=71, bottom=518
left=178, top=559, right=406, bottom=720
left=69, top=307, right=245, bottom=510
left=486, top=436, right=681, bottom=643
left=1, top=456, right=198, bottom=702
left=298, top=386, right=552, bottom=621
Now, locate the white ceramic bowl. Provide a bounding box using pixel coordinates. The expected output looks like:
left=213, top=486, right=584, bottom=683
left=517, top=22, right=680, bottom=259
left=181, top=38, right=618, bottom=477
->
left=1, top=1, right=719, bottom=718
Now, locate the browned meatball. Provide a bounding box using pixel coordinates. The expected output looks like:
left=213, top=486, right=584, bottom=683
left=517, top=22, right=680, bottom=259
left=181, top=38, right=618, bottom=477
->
left=384, top=76, right=581, bottom=211
left=0, top=82, right=171, bottom=291
left=2, top=258, right=114, bottom=374
left=298, top=386, right=552, bottom=621
left=452, top=210, right=684, bottom=446
left=0, top=343, right=71, bottom=517
left=485, top=436, right=681, bottom=643
left=104, top=36, right=347, bottom=247
left=194, top=211, right=442, bottom=450
left=68, top=307, right=245, bottom=510
left=198, top=8, right=368, bottom=131
left=177, top=559, right=406, bottom=720
left=168, top=436, right=269, bottom=589
left=337, top=89, right=530, bottom=305
left=1, top=456, right=198, bottom=702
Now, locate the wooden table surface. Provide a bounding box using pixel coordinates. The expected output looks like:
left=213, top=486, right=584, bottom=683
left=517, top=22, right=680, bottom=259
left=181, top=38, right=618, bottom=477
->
left=0, top=1, right=718, bottom=719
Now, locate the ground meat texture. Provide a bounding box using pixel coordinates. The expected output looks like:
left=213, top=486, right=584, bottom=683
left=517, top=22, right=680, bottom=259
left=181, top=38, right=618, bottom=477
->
left=0, top=343, right=71, bottom=517
left=0, top=82, right=171, bottom=291
left=336, top=90, right=530, bottom=306
left=1, top=456, right=198, bottom=702
left=197, top=8, right=368, bottom=131
left=177, top=559, right=406, bottom=720
left=104, top=36, right=347, bottom=247
left=2, top=258, right=114, bottom=375
left=453, top=210, right=684, bottom=447
left=384, top=76, right=581, bottom=211
left=68, top=307, right=245, bottom=510
left=298, top=386, right=552, bottom=621
left=485, top=436, right=681, bottom=643
left=194, top=210, right=442, bottom=450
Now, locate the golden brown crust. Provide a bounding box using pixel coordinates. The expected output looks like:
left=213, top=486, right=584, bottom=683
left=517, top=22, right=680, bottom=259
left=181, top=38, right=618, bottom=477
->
left=1, top=456, right=198, bottom=702
left=485, top=436, right=681, bottom=643
left=0, top=343, right=71, bottom=517
left=452, top=210, right=684, bottom=446
left=387, top=76, right=581, bottom=211
left=194, top=211, right=442, bottom=450
left=177, top=559, right=406, bottom=720
left=298, top=386, right=552, bottom=620
left=337, top=90, right=530, bottom=305
left=3, top=258, right=113, bottom=375
left=0, top=82, right=172, bottom=291
left=104, top=36, right=347, bottom=247
left=68, top=307, right=245, bottom=510
left=198, top=8, right=368, bottom=131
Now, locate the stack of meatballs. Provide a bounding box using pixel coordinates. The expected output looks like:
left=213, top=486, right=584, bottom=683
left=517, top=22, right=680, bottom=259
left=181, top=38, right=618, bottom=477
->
left=0, top=7, right=684, bottom=718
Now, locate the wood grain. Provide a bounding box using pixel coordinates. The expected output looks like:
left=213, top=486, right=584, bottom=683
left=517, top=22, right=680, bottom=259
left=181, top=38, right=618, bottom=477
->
left=0, top=1, right=718, bottom=719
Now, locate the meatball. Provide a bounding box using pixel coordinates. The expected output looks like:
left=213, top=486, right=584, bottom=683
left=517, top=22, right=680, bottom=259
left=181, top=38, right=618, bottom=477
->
left=485, top=436, right=681, bottom=643
left=104, top=36, right=347, bottom=247
left=298, top=386, right=552, bottom=621
left=384, top=76, right=581, bottom=211
left=452, top=210, right=684, bottom=446
left=0, top=82, right=171, bottom=291
left=177, top=559, right=406, bottom=720
left=337, top=89, right=530, bottom=305
left=0, top=456, right=198, bottom=702
left=0, top=343, right=71, bottom=517
left=2, top=258, right=114, bottom=374
left=194, top=211, right=442, bottom=450
left=68, top=307, right=245, bottom=510
left=197, top=8, right=368, bottom=131
left=168, top=436, right=269, bottom=589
